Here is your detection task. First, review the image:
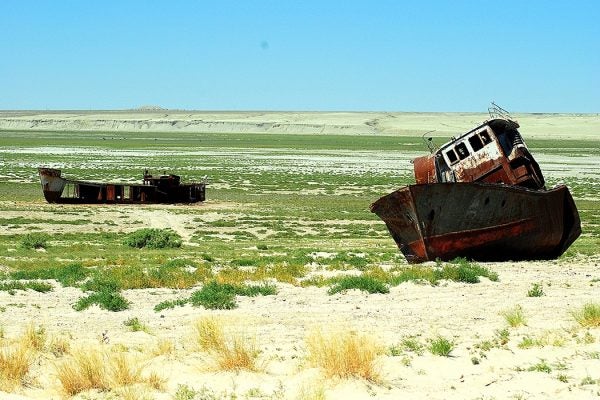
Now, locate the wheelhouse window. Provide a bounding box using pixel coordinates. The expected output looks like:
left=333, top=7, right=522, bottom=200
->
left=468, top=134, right=484, bottom=152
left=455, top=143, right=470, bottom=160
left=480, top=130, right=492, bottom=144
left=445, top=149, right=458, bottom=164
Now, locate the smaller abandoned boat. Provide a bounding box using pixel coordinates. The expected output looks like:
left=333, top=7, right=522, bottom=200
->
left=38, top=168, right=206, bottom=204
left=370, top=104, right=581, bottom=263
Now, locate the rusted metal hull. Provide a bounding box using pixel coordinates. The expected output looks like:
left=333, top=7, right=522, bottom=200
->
left=38, top=168, right=206, bottom=204
left=370, top=183, right=581, bottom=263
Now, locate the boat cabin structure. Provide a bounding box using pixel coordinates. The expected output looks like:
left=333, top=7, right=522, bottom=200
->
left=413, top=118, right=545, bottom=190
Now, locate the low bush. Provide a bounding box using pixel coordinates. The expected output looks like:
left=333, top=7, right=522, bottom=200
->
left=73, top=290, right=129, bottom=312
left=20, top=233, right=50, bottom=250
left=154, top=298, right=188, bottom=312
left=123, top=228, right=182, bottom=249
left=190, top=282, right=237, bottom=310
left=0, top=281, right=52, bottom=293
left=328, top=275, right=389, bottom=295
left=11, top=263, right=88, bottom=287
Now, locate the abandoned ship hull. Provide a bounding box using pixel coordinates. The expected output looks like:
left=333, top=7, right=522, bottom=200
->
left=370, top=182, right=581, bottom=263
left=38, top=168, right=206, bottom=204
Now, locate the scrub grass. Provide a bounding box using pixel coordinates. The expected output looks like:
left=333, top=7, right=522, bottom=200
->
left=55, top=347, right=158, bottom=396
left=123, top=317, right=151, bottom=334
left=527, top=282, right=545, bottom=297
left=572, top=303, right=600, bottom=327
left=192, top=317, right=259, bottom=372
left=124, top=228, right=182, bottom=249
left=306, top=329, right=382, bottom=382
left=327, top=275, right=389, bottom=294
left=10, top=262, right=88, bottom=287
left=19, top=232, right=50, bottom=249
left=0, top=344, right=32, bottom=391
left=55, top=348, right=109, bottom=395
left=502, top=305, right=527, bottom=328
left=429, top=336, right=454, bottom=357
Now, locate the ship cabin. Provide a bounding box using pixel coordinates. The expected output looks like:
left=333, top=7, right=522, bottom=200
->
left=413, top=118, right=545, bottom=190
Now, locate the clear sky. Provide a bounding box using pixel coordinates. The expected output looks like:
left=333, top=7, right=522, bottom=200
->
left=1, top=0, right=598, bottom=112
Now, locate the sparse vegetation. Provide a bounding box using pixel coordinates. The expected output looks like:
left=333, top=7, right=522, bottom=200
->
left=327, top=275, right=389, bottom=295
left=0, top=116, right=599, bottom=398
left=73, top=289, right=129, bottom=312
left=0, top=344, right=32, bottom=391
left=192, top=317, right=259, bottom=371
left=429, top=336, right=454, bottom=357
left=527, top=282, right=545, bottom=297
left=572, top=303, right=600, bottom=327
left=306, top=328, right=382, bottom=381
left=123, top=317, right=150, bottom=333
left=502, top=305, right=527, bottom=328
left=124, top=228, right=182, bottom=249
left=19, top=232, right=50, bottom=249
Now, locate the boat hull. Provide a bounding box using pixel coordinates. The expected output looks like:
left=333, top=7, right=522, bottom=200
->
left=38, top=168, right=206, bottom=204
left=370, top=183, right=581, bottom=263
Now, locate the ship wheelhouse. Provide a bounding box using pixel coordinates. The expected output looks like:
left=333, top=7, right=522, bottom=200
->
left=414, top=118, right=545, bottom=190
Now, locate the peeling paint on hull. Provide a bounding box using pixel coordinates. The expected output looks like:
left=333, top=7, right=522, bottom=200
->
left=371, top=183, right=581, bottom=263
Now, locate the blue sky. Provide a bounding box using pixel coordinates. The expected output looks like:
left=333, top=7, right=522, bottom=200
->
left=1, top=1, right=598, bottom=112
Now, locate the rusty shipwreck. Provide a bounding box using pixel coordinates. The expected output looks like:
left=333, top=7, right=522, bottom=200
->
left=370, top=105, right=581, bottom=263
left=38, top=168, right=206, bottom=204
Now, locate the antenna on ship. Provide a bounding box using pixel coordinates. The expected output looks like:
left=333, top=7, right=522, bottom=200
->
left=421, top=130, right=437, bottom=154
left=488, top=102, right=513, bottom=121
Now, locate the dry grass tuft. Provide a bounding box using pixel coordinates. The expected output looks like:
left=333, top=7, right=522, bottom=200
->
left=306, top=328, right=382, bottom=382
left=19, top=324, right=46, bottom=352
left=192, top=317, right=259, bottom=371
left=115, top=384, right=153, bottom=400
left=56, top=347, right=154, bottom=395
left=55, top=348, right=109, bottom=395
left=145, top=370, right=167, bottom=391
left=573, top=303, right=600, bottom=328
left=297, top=380, right=326, bottom=400
left=48, top=334, right=72, bottom=357
left=0, top=344, right=32, bottom=391
left=151, top=338, right=175, bottom=357
left=110, top=352, right=144, bottom=386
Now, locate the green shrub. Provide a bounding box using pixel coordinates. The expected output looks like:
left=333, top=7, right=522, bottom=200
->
left=123, top=228, right=182, bottom=249
left=190, top=281, right=237, bottom=310
left=20, top=233, right=51, bottom=249
left=0, top=281, right=53, bottom=293
left=429, top=336, right=454, bottom=357
left=527, top=282, right=545, bottom=297
left=11, top=263, right=88, bottom=287
left=439, top=258, right=499, bottom=283
left=235, top=283, right=277, bottom=296
left=154, top=298, right=188, bottom=312
left=328, top=275, right=389, bottom=295
left=73, top=290, right=129, bottom=311
left=80, top=274, right=121, bottom=293
left=123, top=317, right=150, bottom=333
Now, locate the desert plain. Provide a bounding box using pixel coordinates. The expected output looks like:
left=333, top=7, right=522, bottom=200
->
left=0, top=110, right=599, bottom=399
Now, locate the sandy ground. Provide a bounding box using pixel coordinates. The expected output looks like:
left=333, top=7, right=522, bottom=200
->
left=1, top=247, right=599, bottom=399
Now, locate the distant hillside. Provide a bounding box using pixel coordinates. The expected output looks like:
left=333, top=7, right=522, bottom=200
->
left=0, top=111, right=597, bottom=139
